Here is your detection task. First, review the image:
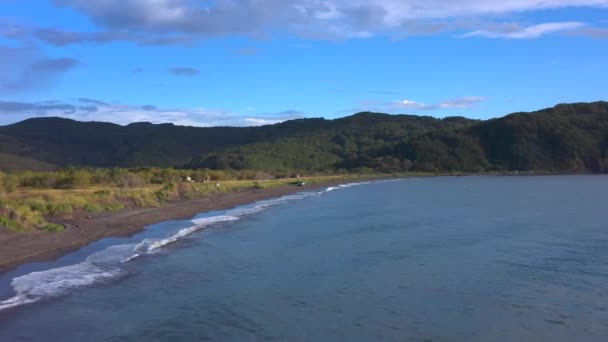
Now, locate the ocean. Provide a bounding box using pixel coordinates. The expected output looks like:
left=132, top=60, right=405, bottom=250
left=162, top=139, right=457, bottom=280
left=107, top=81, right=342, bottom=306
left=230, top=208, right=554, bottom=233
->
left=0, top=176, right=607, bottom=341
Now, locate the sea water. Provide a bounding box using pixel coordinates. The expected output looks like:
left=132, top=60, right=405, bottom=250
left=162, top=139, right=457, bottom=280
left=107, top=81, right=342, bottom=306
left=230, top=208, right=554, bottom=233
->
left=0, top=176, right=607, bottom=341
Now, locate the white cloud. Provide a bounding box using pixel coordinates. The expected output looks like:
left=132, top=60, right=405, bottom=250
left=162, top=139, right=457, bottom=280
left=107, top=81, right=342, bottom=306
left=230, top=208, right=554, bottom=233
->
left=395, top=99, right=434, bottom=110
left=243, top=117, right=285, bottom=126
left=439, top=96, right=487, bottom=109
left=461, top=22, right=585, bottom=39
left=48, top=0, right=608, bottom=40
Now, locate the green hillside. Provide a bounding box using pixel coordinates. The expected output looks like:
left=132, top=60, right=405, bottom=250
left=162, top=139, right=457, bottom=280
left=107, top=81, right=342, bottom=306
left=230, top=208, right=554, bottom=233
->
left=0, top=113, right=474, bottom=171
left=395, top=102, right=608, bottom=172
left=0, top=101, right=607, bottom=173
left=0, top=152, right=56, bottom=172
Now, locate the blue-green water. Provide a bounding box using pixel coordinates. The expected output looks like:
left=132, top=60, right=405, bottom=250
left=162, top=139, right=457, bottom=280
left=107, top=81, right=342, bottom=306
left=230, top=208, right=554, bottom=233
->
left=1, top=176, right=607, bottom=341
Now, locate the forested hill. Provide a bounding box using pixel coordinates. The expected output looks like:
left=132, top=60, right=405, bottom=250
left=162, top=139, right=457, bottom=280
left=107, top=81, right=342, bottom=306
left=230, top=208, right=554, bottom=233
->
left=0, top=101, right=607, bottom=173
left=0, top=113, right=474, bottom=170
left=188, top=101, right=608, bottom=173
left=394, top=102, right=608, bottom=172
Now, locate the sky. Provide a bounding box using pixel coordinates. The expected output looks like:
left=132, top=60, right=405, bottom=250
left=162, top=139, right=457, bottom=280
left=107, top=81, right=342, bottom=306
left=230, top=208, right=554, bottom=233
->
left=0, top=0, right=607, bottom=127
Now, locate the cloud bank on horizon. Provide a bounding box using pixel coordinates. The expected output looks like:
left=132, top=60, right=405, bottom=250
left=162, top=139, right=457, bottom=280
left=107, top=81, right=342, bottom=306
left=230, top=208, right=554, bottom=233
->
left=0, top=0, right=607, bottom=126
left=0, top=99, right=305, bottom=127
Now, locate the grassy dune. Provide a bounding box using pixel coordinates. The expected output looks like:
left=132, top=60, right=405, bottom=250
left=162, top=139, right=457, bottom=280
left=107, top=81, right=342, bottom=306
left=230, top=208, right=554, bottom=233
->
left=0, top=172, right=408, bottom=232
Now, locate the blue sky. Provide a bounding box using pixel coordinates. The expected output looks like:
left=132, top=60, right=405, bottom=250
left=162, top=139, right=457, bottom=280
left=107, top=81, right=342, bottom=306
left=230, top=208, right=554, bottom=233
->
left=0, top=0, right=607, bottom=126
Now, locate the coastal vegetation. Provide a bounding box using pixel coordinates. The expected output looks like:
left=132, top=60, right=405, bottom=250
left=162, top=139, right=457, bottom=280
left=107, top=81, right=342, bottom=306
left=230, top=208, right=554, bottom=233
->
left=1, top=101, right=607, bottom=232
left=0, top=168, right=405, bottom=232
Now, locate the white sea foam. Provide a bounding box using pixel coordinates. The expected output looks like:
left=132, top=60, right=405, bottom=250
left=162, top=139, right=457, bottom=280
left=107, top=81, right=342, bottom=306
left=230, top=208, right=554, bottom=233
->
left=124, top=215, right=240, bottom=262
left=225, top=193, right=313, bottom=217
left=0, top=179, right=383, bottom=311
left=0, top=256, right=125, bottom=311
left=0, top=215, right=241, bottom=311
left=324, top=181, right=371, bottom=193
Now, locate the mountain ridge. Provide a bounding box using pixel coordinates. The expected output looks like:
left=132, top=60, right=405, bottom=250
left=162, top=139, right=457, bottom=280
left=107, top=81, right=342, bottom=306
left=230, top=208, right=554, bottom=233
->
left=1, top=101, right=607, bottom=173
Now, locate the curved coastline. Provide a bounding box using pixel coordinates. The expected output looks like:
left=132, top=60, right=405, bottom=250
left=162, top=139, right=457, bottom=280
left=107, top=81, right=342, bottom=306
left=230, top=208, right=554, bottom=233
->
left=0, top=178, right=396, bottom=311
left=0, top=177, right=402, bottom=274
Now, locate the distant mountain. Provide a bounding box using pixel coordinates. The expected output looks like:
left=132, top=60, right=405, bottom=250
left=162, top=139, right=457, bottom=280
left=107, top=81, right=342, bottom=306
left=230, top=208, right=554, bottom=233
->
left=0, top=101, right=606, bottom=173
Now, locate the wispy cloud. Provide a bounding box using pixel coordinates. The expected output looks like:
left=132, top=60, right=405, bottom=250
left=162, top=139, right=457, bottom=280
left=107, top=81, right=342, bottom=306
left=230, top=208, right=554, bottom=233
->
left=1, top=24, right=197, bottom=47
left=234, top=47, right=259, bottom=56
left=0, top=44, right=80, bottom=94
left=170, top=67, right=200, bottom=76
left=393, top=99, right=435, bottom=110
left=571, top=26, right=608, bottom=38
left=30, top=57, right=80, bottom=71
left=461, top=22, right=585, bottom=39
left=141, top=105, right=157, bottom=111
left=439, top=96, right=487, bottom=109
left=0, top=100, right=77, bottom=114
left=78, top=97, right=107, bottom=106
left=359, top=96, right=487, bottom=112
left=0, top=99, right=305, bottom=127
left=329, top=88, right=400, bottom=95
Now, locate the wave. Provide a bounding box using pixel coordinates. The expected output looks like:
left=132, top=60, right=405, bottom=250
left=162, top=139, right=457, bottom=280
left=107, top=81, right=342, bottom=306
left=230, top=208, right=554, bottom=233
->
left=324, top=181, right=371, bottom=192
left=0, top=258, right=125, bottom=311
left=123, top=215, right=240, bottom=262
left=0, top=179, right=377, bottom=311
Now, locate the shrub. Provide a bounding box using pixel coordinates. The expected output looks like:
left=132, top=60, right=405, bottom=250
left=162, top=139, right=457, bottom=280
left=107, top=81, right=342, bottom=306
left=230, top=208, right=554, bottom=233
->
left=71, top=170, right=92, bottom=187
left=84, top=203, right=105, bottom=213
left=0, top=216, right=21, bottom=231
left=46, top=202, right=73, bottom=215
left=155, top=183, right=178, bottom=201
left=43, top=223, right=64, bottom=232
left=118, top=174, right=146, bottom=188
left=105, top=203, right=125, bottom=211
left=54, top=176, right=75, bottom=189
left=177, top=183, right=195, bottom=199
left=1, top=173, right=17, bottom=193
left=26, top=198, right=49, bottom=213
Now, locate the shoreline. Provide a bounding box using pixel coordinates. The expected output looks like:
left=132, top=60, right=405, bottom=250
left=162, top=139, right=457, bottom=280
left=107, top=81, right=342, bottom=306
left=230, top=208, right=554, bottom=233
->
left=1, top=172, right=595, bottom=275
left=0, top=178, right=379, bottom=274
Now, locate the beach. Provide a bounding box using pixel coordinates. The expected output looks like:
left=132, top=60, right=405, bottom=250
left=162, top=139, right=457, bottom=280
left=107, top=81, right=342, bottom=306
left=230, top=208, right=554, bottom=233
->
left=0, top=180, right=354, bottom=273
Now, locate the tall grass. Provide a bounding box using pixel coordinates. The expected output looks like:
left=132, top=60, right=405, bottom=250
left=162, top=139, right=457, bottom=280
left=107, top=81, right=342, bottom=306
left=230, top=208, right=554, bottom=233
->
left=1, top=172, right=411, bottom=232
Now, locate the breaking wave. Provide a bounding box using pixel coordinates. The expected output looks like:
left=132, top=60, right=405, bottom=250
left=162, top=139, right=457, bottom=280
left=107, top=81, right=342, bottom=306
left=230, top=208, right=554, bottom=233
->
left=324, top=181, right=371, bottom=192
left=0, top=180, right=377, bottom=311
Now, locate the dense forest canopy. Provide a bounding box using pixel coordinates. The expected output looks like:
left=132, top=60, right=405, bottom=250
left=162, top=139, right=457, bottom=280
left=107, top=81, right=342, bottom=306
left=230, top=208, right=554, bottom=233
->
left=0, top=101, right=607, bottom=173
